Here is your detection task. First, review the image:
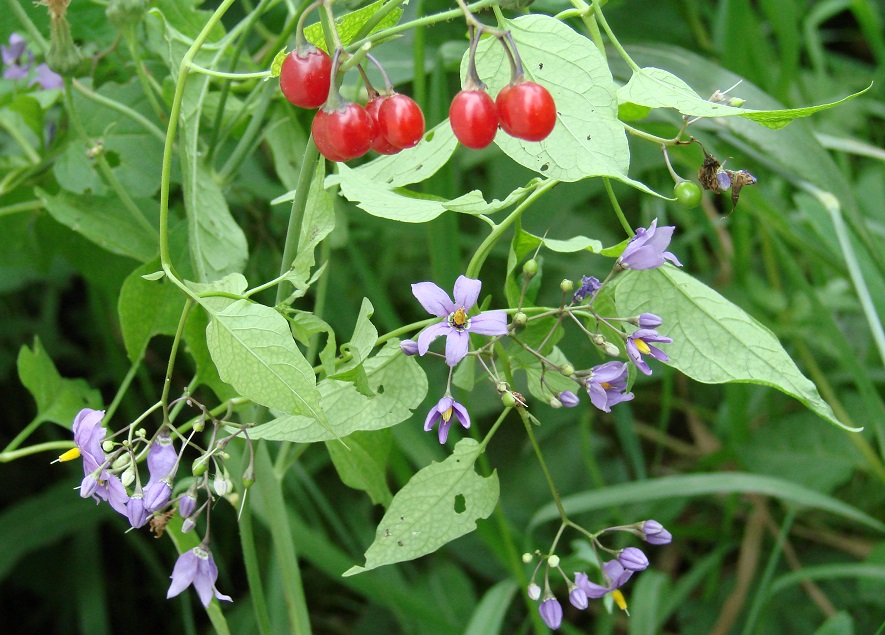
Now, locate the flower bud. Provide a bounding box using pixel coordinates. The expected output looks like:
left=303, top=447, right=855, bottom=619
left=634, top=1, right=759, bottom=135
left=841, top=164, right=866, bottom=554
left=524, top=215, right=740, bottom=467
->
left=181, top=517, right=196, bottom=533
left=400, top=339, right=419, bottom=356
left=618, top=546, right=649, bottom=571
left=46, top=13, right=81, bottom=76
left=560, top=279, right=574, bottom=293
left=548, top=396, right=562, bottom=409
left=102, top=440, right=115, bottom=453
left=192, top=455, right=210, bottom=477
left=527, top=583, right=541, bottom=600
left=637, top=313, right=663, bottom=328
left=560, top=363, right=574, bottom=377
left=558, top=391, right=579, bottom=408
left=126, top=495, right=149, bottom=528
left=214, top=474, right=230, bottom=496
left=495, top=382, right=508, bottom=394
left=521, top=552, right=533, bottom=564
left=569, top=585, right=589, bottom=610
left=512, top=311, right=527, bottom=327
left=80, top=474, right=99, bottom=499
left=538, top=597, right=563, bottom=630
left=641, top=519, right=672, bottom=545
left=604, top=342, right=621, bottom=357
left=192, top=418, right=205, bottom=432
left=143, top=479, right=172, bottom=512
left=522, top=259, right=538, bottom=277
left=121, top=465, right=136, bottom=488
left=548, top=554, right=560, bottom=568
left=178, top=492, right=198, bottom=519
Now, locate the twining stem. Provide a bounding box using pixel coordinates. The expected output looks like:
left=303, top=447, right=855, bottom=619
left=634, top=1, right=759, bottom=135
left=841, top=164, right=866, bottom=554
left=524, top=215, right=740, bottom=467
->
left=161, top=300, right=195, bottom=424
left=519, top=409, right=568, bottom=521
left=124, top=25, right=166, bottom=122
left=466, top=179, right=559, bottom=279
left=603, top=178, right=634, bottom=236
left=587, top=0, right=641, bottom=72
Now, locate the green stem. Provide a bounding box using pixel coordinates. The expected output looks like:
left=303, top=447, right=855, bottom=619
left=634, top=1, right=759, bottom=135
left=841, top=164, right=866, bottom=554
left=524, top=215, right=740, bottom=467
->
left=0, top=200, right=40, bottom=218
left=350, top=0, right=407, bottom=44
left=589, top=0, right=641, bottom=71
left=63, top=78, right=158, bottom=238
left=305, top=240, right=331, bottom=366
left=274, top=142, right=321, bottom=305
left=104, top=353, right=145, bottom=423
left=218, top=81, right=275, bottom=183
left=72, top=79, right=166, bottom=143
left=161, top=300, right=195, bottom=424
left=239, top=483, right=273, bottom=635
left=0, top=441, right=74, bottom=463
left=465, top=179, right=558, bottom=279
left=124, top=25, right=167, bottom=122
left=519, top=409, right=568, bottom=521
left=603, top=178, right=633, bottom=236
left=6, top=0, right=47, bottom=53
left=187, top=63, right=270, bottom=80
left=0, top=115, right=40, bottom=163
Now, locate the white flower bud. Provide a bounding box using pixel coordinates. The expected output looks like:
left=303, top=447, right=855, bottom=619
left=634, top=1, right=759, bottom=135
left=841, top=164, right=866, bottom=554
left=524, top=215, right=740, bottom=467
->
left=121, top=466, right=135, bottom=488
left=527, top=583, right=541, bottom=601
left=548, top=554, right=560, bottom=567
left=102, top=440, right=115, bottom=453
left=521, top=552, right=533, bottom=564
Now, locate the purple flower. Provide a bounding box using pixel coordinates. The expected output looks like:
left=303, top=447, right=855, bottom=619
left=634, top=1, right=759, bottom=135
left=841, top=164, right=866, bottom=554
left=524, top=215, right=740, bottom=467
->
left=558, top=390, right=579, bottom=408
left=412, top=275, right=508, bottom=367
left=424, top=395, right=470, bottom=444
left=400, top=339, right=420, bottom=356
left=617, top=219, right=682, bottom=271
left=143, top=480, right=172, bottom=512
left=568, top=585, right=589, bottom=610
left=641, top=520, right=672, bottom=545
left=143, top=430, right=178, bottom=512
left=618, top=547, right=649, bottom=571
left=167, top=544, right=232, bottom=607
left=586, top=362, right=634, bottom=413
left=572, top=275, right=601, bottom=304
left=72, top=408, right=129, bottom=515
left=637, top=313, right=663, bottom=329
left=1, top=33, right=62, bottom=89
left=575, top=560, right=633, bottom=599
left=626, top=329, right=672, bottom=375
left=538, top=597, right=563, bottom=630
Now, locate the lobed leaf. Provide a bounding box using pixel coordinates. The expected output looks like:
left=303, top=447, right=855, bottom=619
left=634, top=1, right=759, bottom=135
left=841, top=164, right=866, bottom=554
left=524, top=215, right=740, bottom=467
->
left=344, top=438, right=499, bottom=576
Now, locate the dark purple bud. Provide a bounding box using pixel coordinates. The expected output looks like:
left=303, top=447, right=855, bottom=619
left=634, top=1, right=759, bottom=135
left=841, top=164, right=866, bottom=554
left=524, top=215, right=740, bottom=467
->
left=400, top=339, right=419, bottom=356
left=559, top=391, right=579, bottom=408
left=637, top=313, right=663, bottom=328
left=618, top=547, right=649, bottom=571
left=642, top=519, right=672, bottom=545
left=538, top=597, right=563, bottom=630
left=178, top=493, right=197, bottom=518
left=568, top=586, right=588, bottom=610
left=143, top=479, right=172, bottom=512
left=147, top=431, right=177, bottom=481
left=126, top=495, right=149, bottom=528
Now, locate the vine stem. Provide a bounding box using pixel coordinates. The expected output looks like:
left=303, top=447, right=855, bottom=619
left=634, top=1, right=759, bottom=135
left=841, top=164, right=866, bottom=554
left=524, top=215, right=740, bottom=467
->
left=466, top=179, right=559, bottom=279
left=518, top=409, right=568, bottom=521
left=603, top=178, right=634, bottom=236
left=161, top=300, right=195, bottom=424
left=588, top=0, right=641, bottom=72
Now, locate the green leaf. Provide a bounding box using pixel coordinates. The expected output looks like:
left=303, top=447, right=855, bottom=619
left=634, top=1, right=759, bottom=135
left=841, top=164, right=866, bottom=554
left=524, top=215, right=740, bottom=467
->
left=615, top=267, right=844, bottom=429
left=304, top=0, right=403, bottom=52
left=464, top=580, right=518, bottom=635
left=343, top=438, right=499, bottom=576
left=285, top=158, right=335, bottom=290
left=467, top=15, right=655, bottom=193
left=329, top=298, right=378, bottom=383
left=530, top=473, right=885, bottom=532
left=247, top=340, right=426, bottom=442
left=617, top=67, right=871, bottom=130
left=326, top=429, right=393, bottom=507
left=204, top=299, right=326, bottom=424
left=335, top=163, right=528, bottom=223
left=36, top=188, right=158, bottom=262
left=17, top=338, right=102, bottom=428
left=118, top=257, right=187, bottom=361
left=182, top=307, right=238, bottom=402
left=327, top=120, right=459, bottom=189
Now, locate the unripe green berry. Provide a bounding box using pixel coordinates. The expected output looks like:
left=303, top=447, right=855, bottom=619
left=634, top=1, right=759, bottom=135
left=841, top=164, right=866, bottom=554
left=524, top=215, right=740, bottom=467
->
left=512, top=311, right=527, bottom=327
left=501, top=392, right=517, bottom=408
left=560, top=279, right=574, bottom=293
left=192, top=456, right=210, bottom=477
left=560, top=363, right=575, bottom=377
left=522, top=258, right=538, bottom=277
left=674, top=180, right=703, bottom=209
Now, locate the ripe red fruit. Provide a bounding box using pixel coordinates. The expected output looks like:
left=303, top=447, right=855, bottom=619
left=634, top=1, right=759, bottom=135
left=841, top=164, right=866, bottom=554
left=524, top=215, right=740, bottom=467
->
left=366, top=96, right=401, bottom=155
left=311, top=102, right=377, bottom=162
left=449, top=89, right=498, bottom=150
left=279, top=47, right=332, bottom=109
left=377, top=94, right=425, bottom=150
left=496, top=81, right=556, bottom=142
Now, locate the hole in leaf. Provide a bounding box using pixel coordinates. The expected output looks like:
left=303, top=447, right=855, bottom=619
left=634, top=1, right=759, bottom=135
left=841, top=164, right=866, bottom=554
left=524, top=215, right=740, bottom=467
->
left=453, top=494, right=466, bottom=514
left=397, top=540, right=403, bottom=546
left=104, top=150, right=121, bottom=167
left=425, top=131, right=434, bottom=142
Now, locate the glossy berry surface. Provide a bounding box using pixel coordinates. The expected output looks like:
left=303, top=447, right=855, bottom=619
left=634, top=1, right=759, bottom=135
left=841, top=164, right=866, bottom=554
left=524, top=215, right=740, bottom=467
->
left=279, top=47, right=332, bottom=109
left=496, top=81, right=556, bottom=142
left=366, top=97, right=401, bottom=155
left=311, top=103, right=377, bottom=162
left=377, top=94, right=425, bottom=150
left=449, top=89, right=498, bottom=150
left=674, top=181, right=703, bottom=208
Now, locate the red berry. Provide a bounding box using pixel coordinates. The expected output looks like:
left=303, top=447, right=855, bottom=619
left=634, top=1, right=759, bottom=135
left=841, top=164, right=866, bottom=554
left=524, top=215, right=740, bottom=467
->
left=496, top=81, right=556, bottom=142
left=279, top=47, right=332, bottom=109
left=449, top=89, right=498, bottom=150
left=377, top=94, right=425, bottom=150
left=366, top=96, right=401, bottom=155
left=311, top=102, right=377, bottom=162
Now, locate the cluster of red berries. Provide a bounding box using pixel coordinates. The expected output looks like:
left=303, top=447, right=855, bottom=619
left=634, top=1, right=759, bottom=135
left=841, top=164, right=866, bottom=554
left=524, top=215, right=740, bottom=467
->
left=450, top=80, right=556, bottom=149
left=279, top=46, right=425, bottom=162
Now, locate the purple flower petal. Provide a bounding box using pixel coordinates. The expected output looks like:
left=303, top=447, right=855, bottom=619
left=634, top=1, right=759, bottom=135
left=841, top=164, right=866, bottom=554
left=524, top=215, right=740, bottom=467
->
left=467, top=310, right=508, bottom=336
left=452, top=275, right=481, bottom=311
left=450, top=400, right=471, bottom=430
left=417, top=321, right=451, bottom=355
left=411, top=281, right=455, bottom=317
left=538, top=598, right=563, bottom=630
left=32, top=63, right=62, bottom=90
left=444, top=329, right=470, bottom=367
left=167, top=550, right=199, bottom=599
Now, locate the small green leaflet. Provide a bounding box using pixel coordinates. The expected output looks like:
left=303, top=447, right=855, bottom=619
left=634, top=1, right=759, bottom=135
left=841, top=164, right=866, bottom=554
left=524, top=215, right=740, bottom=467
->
left=304, top=0, right=403, bottom=52
left=618, top=67, right=871, bottom=130
left=344, top=438, right=499, bottom=576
